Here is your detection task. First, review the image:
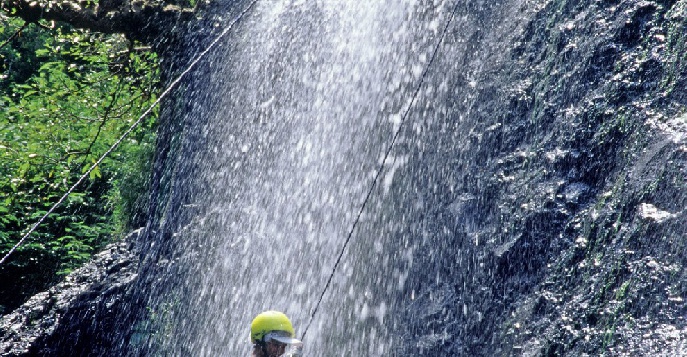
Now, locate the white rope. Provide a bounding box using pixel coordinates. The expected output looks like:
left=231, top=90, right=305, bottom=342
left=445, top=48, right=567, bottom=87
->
left=0, top=0, right=261, bottom=266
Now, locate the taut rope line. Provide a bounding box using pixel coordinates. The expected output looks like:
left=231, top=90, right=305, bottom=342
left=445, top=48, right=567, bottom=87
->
left=0, top=0, right=261, bottom=267
left=300, top=0, right=461, bottom=340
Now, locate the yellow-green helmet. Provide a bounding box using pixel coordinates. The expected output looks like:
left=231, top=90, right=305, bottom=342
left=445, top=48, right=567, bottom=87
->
left=250, top=311, right=296, bottom=344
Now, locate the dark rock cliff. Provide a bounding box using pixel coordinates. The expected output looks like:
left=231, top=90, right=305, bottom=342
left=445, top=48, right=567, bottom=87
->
left=0, top=231, right=139, bottom=356
left=398, top=0, right=687, bottom=355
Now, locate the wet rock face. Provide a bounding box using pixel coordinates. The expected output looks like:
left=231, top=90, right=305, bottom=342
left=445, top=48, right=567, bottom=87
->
left=396, top=0, right=687, bottom=355
left=494, top=0, right=687, bottom=355
left=0, top=231, right=140, bottom=356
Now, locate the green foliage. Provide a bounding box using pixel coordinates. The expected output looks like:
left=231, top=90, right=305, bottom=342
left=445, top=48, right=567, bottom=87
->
left=0, top=19, right=160, bottom=312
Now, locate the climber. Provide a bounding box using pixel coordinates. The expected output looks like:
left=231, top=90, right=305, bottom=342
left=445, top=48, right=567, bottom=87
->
left=250, top=310, right=303, bottom=357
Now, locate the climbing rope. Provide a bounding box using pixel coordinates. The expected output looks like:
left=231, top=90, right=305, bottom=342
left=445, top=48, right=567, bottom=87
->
left=300, top=0, right=461, bottom=340
left=0, top=0, right=261, bottom=267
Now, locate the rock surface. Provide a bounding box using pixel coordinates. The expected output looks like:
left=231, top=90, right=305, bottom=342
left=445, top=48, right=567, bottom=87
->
left=0, top=230, right=140, bottom=356
left=396, top=0, right=687, bottom=355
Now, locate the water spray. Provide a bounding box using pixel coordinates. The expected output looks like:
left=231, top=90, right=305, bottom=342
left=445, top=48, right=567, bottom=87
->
left=300, top=0, right=462, bottom=340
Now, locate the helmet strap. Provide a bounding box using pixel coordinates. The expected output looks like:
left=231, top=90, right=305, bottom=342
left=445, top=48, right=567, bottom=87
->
left=256, top=340, right=268, bottom=357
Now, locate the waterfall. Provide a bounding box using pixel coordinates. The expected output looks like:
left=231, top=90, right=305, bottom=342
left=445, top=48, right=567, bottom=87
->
left=131, top=1, right=467, bottom=355
left=116, top=0, right=687, bottom=355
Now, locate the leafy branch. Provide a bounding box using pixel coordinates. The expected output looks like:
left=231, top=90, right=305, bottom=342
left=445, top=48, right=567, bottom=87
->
left=1, top=0, right=199, bottom=43
left=80, top=74, right=124, bottom=167
left=0, top=20, right=27, bottom=50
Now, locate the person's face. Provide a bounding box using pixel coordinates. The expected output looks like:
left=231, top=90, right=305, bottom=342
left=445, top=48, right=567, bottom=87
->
left=266, top=340, right=287, bottom=357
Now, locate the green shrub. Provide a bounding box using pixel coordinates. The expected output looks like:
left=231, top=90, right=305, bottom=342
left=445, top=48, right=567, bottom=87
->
left=0, top=19, right=159, bottom=313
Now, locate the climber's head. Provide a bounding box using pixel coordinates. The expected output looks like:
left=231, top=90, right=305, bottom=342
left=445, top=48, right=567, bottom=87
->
left=250, top=311, right=302, bottom=357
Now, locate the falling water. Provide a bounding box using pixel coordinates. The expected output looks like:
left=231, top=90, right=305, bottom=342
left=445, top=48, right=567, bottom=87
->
left=128, top=0, right=477, bottom=355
